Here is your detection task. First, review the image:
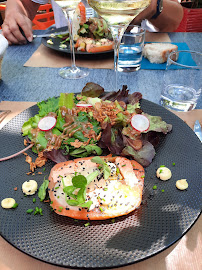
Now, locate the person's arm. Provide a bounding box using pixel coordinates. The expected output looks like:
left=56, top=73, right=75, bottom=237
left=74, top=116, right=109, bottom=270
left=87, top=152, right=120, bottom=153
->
left=2, top=0, right=40, bottom=45
left=131, top=0, right=184, bottom=32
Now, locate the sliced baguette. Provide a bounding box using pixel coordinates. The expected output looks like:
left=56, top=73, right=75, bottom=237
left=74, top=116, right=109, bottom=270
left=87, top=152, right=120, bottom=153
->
left=142, top=43, right=178, bottom=64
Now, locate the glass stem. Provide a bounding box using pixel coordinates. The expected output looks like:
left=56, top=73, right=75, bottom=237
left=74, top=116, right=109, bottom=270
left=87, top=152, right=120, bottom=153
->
left=110, top=25, right=126, bottom=91
left=63, top=9, right=77, bottom=72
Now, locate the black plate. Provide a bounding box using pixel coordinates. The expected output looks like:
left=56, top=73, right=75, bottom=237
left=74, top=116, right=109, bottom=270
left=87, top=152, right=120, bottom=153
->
left=0, top=99, right=201, bottom=269
left=41, top=26, right=114, bottom=56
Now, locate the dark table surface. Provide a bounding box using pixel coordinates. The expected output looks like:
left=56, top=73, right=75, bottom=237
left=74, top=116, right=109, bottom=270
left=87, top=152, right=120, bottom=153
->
left=0, top=31, right=202, bottom=108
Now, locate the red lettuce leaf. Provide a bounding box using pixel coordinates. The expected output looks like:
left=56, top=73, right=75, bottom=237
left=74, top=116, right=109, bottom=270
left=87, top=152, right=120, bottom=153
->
left=43, top=149, right=70, bottom=163
left=101, top=85, right=142, bottom=105
left=121, top=142, right=156, bottom=167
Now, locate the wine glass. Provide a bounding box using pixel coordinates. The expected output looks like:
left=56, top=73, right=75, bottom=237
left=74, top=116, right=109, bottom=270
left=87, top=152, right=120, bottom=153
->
left=88, top=0, right=151, bottom=89
left=55, top=0, right=89, bottom=79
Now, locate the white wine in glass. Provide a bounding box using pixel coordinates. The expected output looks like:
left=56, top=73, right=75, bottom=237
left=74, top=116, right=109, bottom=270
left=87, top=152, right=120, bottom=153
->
left=88, top=0, right=151, bottom=89
left=55, top=0, right=89, bottom=79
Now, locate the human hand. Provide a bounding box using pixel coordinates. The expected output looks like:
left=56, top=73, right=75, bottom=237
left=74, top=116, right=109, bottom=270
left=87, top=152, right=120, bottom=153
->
left=2, top=1, right=33, bottom=45
left=130, top=0, right=158, bottom=26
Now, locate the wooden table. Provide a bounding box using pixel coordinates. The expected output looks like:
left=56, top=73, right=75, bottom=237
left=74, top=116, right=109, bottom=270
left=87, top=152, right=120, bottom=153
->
left=0, top=101, right=201, bottom=270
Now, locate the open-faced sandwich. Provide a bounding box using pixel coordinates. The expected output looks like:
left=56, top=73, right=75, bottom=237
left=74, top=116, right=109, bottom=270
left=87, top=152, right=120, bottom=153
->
left=48, top=155, right=144, bottom=220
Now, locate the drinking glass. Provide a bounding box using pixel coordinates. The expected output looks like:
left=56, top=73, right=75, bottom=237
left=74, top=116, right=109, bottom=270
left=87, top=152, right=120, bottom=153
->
left=56, top=0, right=89, bottom=79
left=160, top=50, right=202, bottom=112
left=88, top=0, right=151, bottom=89
left=118, top=25, right=145, bottom=72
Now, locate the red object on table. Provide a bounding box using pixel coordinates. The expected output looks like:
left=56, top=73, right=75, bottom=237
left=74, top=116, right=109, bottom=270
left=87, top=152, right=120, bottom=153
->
left=175, top=7, right=202, bottom=32
left=32, top=4, right=55, bottom=30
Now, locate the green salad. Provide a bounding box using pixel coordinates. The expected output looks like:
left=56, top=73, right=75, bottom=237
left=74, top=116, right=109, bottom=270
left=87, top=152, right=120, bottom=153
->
left=22, top=83, right=172, bottom=167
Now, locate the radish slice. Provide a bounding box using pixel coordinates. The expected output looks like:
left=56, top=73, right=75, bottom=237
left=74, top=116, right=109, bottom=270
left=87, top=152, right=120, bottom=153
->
left=76, top=104, right=93, bottom=108
left=38, top=116, right=56, bottom=131
left=131, top=114, right=150, bottom=132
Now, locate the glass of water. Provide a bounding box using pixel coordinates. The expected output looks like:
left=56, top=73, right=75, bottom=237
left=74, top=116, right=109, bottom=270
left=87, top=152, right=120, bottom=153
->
left=118, top=25, right=145, bottom=72
left=160, top=50, right=202, bottom=112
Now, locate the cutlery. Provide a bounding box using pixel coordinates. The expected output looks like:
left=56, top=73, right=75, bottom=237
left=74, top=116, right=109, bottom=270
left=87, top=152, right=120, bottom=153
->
left=194, top=120, right=202, bottom=142
left=0, top=110, right=11, bottom=124
left=33, top=31, right=69, bottom=39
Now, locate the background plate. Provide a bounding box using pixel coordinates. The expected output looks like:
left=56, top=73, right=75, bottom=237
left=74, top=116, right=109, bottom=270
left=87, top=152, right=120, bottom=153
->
left=0, top=99, right=201, bottom=269
left=41, top=26, right=114, bottom=56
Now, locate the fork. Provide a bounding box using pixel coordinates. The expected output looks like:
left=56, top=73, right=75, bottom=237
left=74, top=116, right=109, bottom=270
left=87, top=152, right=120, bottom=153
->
left=86, top=7, right=97, bottom=19
left=0, top=110, right=11, bottom=124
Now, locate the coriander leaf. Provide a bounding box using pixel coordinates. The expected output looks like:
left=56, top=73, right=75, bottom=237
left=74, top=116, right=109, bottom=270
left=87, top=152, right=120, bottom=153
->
left=38, top=178, right=49, bottom=201
left=91, top=157, right=110, bottom=180
left=103, top=163, right=111, bottom=180
left=77, top=187, right=86, bottom=204
left=79, top=200, right=93, bottom=209
left=63, top=186, right=77, bottom=199
left=66, top=199, right=80, bottom=206
left=72, top=175, right=87, bottom=188
left=91, top=156, right=104, bottom=166
left=86, top=170, right=99, bottom=185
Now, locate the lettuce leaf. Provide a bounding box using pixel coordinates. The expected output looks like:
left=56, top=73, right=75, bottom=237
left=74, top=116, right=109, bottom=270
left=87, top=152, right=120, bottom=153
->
left=55, top=111, right=66, bottom=131
left=22, top=114, right=41, bottom=136
left=59, top=93, right=74, bottom=109
left=145, top=114, right=172, bottom=134
left=122, top=142, right=156, bottom=167
left=37, top=97, right=59, bottom=117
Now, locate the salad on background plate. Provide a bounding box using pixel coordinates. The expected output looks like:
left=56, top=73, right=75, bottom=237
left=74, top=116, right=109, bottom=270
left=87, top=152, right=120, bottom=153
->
left=45, top=2, right=114, bottom=54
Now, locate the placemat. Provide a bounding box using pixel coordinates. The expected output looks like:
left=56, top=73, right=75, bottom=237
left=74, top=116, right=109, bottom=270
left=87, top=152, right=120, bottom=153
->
left=141, top=42, right=194, bottom=70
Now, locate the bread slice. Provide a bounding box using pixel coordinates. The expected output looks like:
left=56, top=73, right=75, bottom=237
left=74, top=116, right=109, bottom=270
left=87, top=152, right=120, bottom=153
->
left=142, top=43, right=178, bottom=64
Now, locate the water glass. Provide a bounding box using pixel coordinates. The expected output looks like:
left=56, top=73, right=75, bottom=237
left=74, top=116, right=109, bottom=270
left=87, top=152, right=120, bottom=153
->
left=118, top=26, right=145, bottom=72
left=160, top=50, right=202, bottom=112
